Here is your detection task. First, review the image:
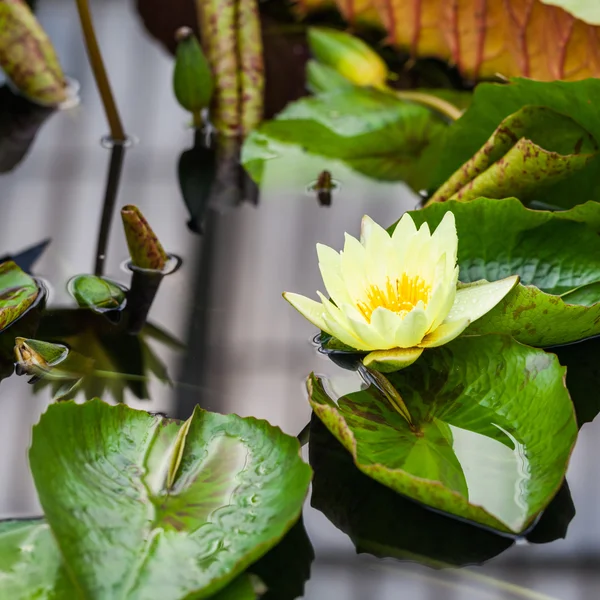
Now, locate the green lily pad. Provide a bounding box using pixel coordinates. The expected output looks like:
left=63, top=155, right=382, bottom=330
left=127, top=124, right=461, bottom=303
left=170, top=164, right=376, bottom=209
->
left=426, top=78, right=600, bottom=208
left=405, top=197, right=600, bottom=346
left=308, top=335, right=577, bottom=534
left=241, top=87, right=446, bottom=189
left=0, top=520, right=259, bottom=600
left=68, top=274, right=127, bottom=314
left=428, top=105, right=597, bottom=204
left=0, top=260, right=38, bottom=331
left=29, top=400, right=311, bottom=600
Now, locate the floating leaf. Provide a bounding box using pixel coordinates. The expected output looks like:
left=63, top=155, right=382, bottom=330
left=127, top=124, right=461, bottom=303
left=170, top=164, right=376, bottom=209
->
left=0, top=520, right=260, bottom=600
left=301, top=0, right=600, bottom=81
left=406, top=197, right=600, bottom=346
left=0, top=0, right=67, bottom=105
left=68, top=274, right=127, bottom=314
left=29, top=400, right=311, bottom=599
left=121, top=205, right=168, bottom=270
left=427, top=78, right=600, bottom=208
left=308, top=335, right=577, bottom=534
left=14, top=337, right=69, bottom=375
left=241, top=87, right=446, bottom=187
left=428, top=106, right=597, bottom=204
left=309, top=415, right=514, bottom=566
left=0, top=260, right=38, bottom=331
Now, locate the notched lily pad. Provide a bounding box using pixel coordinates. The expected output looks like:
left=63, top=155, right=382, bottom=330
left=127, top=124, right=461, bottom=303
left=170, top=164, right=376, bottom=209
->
left=429, top=106, right=597, bottom=204
left=0, top=260, right=39, bottom=331
left=308, top=334, right=577, bottom=534
left=406, top=197, right=600, bottom=346
left=29, top=400, right=312, bottom=599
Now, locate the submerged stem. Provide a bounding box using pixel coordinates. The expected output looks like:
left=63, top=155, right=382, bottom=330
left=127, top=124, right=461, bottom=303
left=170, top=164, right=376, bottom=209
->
left=74, top=0, right=126, bottom=141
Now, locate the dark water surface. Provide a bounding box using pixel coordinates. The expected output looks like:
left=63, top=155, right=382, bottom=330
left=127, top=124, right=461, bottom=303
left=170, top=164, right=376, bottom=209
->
left=1, top=2, right=599, bottom=598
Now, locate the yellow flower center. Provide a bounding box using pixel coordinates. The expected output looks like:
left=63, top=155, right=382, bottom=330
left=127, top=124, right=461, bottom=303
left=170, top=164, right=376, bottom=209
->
left=357, top=274, right=431, bottom=323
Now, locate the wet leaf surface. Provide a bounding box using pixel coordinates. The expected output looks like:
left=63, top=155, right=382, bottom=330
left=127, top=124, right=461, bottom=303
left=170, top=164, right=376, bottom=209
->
left=29, top=400, right=312, bottom=599
left=0, top=260, right=39, bottom=331
left=308, top=334, right=577, bottom=534
left=0, top=519, right=260, bottom=599
left=68, top=275, right=127, bottom=314
left=242, top=87, right=446, bottom=188
left=406, top=197, right=600, bottom=346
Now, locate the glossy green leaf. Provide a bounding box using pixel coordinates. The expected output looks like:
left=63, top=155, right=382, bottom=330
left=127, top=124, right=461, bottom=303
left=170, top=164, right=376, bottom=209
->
left=241, top=87, right=446, bottom=188
left=308, top=335, right=577, bottom=534
left=68, top=274, right=127, bottom=314
left=29, top=400, right=311, bottom=599
left=405, top=197, right=600, bottom=346
left=429, top=106, right=597, bottom=204
left=0, top=520, right=259, bottom=600
left=0, top=260, right=38, bottom=331
left=0, top=520, right=77, bottom=599
left=427, top=78, right=600, bottom=208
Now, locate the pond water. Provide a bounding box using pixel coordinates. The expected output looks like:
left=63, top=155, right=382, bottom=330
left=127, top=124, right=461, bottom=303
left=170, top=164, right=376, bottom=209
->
left=1, top=1, right=600, bottom=599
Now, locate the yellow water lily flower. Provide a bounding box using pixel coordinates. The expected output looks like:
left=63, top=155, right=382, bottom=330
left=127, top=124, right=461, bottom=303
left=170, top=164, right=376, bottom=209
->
left=283, top=212, right=519, bottom=372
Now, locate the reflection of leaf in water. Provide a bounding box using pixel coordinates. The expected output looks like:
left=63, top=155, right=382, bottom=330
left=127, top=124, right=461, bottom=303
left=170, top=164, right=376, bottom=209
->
left=0, top=85, right=55, bottom=173
left=32, top=309, right=183, bottom=403
left=0, top=238, right=50, bottom=273
left=309, top=334, right=577, bottom=534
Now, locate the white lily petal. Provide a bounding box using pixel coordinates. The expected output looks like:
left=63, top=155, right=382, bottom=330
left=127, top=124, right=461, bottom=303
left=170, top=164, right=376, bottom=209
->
left=361, top=215, right=392, bottom=288
left=370, top=307, right=403, bottom=347
left=283, top=292, right=329, bottom=333
left=431, top=212, right=458, bottom=274
left=316, top=292, right=369, bottom=350
left=317, top=243, right=353, bottom=307
left=418, top=317, right=470, bottom=348
left=347, top=315, right=391, bottom=350
left=426, top=264, right=459, bottom=332
left=390, top=212, right=418, bottom=274
left=394, top=307, right=430, bottom=348
left=446, top=276, right=520, bottom=324
left=341, top=233, right=368, bottom=303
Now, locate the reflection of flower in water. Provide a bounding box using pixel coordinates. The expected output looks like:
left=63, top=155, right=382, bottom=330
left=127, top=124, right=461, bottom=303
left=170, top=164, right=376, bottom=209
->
left=32, top=309, right=183, bottom=403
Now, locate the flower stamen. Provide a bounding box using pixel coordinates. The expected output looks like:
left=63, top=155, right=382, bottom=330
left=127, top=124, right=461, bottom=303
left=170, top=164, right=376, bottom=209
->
left=357, top=274, right=431, bottom=322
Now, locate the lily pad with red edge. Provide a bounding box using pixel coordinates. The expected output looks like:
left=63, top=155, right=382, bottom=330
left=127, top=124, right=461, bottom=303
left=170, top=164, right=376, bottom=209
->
left=0, top=261, right=39, bottom=331
left=308, top=334, right=577, bottom=535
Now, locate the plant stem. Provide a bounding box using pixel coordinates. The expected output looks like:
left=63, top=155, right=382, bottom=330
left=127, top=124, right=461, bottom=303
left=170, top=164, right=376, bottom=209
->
left=74, top=0, right=126, bottom=141
left=94, top=144, right=125, bottom=276
left=393, top=89, right=463, bottom=122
